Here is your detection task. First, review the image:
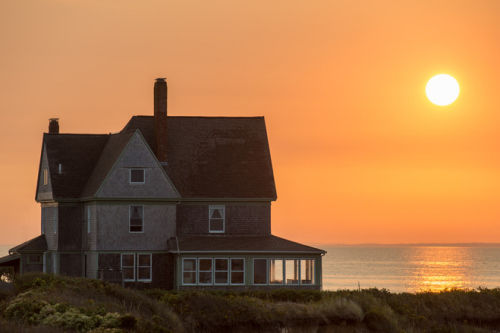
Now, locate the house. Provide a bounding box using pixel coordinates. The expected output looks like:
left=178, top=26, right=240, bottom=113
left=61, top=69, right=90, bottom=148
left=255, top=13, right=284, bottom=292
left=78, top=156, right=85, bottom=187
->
left=0, top=78, right=325, bottom=289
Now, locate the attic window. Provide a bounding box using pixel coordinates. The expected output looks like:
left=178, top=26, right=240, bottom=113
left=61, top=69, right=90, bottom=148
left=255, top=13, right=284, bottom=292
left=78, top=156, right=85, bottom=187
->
left=209, top=205, right=225, bottom=233
left=43, top=168, right=48, bottom=185
left=130, top=169, right=145, bottom=184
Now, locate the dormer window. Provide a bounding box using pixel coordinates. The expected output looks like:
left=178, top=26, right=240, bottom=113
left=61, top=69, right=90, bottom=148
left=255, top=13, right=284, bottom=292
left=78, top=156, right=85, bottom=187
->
left=130, top=169, right=145, bottom=184
left=209, top=205, right=225, bottom=233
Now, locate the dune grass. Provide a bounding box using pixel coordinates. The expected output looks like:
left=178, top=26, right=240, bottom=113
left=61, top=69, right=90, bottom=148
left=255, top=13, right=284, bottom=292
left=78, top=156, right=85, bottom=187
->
left=1, top=273, right=500, bottom=332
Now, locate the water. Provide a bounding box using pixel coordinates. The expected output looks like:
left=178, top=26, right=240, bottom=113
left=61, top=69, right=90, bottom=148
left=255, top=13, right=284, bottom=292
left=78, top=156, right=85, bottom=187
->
left=322, top=245, right=500, bottom=292
left=0, top=245, right=12, bottom=257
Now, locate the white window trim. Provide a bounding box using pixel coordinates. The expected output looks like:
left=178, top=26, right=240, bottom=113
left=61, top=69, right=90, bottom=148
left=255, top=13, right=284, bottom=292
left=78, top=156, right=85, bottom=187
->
left=182, top=258, right=198, bottom=285
left=136, top=253, right=152, bottom=283
left=214, top=258, right=229, bottom=286
left=230, top=258, right=245, bottom=285
left=129, top=168, right=145, bottom=185
left=129, top=205, right=144, bottom=233
left=121, top=253, right=136, bottom=282
left=198, top=258, right=214, bottom=286
left=208, top=205, right=225, bottom=233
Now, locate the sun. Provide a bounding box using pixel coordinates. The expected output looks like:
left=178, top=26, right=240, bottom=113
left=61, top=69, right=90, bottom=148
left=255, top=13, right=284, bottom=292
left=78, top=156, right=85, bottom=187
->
left=425, top=74, right=460, bottom=106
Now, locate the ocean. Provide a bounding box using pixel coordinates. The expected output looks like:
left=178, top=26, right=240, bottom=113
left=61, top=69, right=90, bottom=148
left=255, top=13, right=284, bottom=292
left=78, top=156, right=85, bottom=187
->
left=3, top=244, right=500, bottom=293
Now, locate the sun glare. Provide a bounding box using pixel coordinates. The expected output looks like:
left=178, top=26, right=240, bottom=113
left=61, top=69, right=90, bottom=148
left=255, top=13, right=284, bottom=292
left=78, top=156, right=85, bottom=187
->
left=426, top=74, right=460, bottom=106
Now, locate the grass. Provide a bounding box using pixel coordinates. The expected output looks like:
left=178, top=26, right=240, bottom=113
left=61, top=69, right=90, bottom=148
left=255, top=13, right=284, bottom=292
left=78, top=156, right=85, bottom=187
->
left=1, top=273, right=500, bottom=332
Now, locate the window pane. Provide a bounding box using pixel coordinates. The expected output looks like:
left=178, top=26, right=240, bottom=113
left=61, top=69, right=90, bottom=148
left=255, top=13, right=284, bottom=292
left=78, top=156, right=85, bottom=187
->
left=183, top=272, right=195, bottom=284
left=301, top=260, right=315, bottom=285
left=286, top=260, right=299, bottom=285
left=138, top=267, right=151, bottom=280
left=131, top=169, right=144, bottom=183
left=122, top=254, right=134, bottom=267
left=184, top=259, right=196, bottom=271
left=199, top=259, right=212, bottom=271
left=231, top=272, right=244, bottom=284
left=270, top=259, right=283, bottom=284
left=231, top=259, right=244, bottom=271
left=130, top=225, right=143, bottom=232
left=253, top=259, right=267, bottom=284
left=130, top=206, right=143, bottom=218
left=123, top=267, right=134, bottom=280
left=215, top=259, right=228, bottom=271
left=215, top=271, right=228, bottom=284
left=199, top=272, right=212, bottom=284
left=210, top=209, right=222, bottom=219
left=210, top=219, right=224, bottom=231
left=138, top=254, right=151, bottom=266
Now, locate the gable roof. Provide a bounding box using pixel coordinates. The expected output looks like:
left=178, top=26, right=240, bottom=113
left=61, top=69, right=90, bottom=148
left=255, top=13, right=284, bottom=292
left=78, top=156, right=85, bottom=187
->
left=122, top=116, right=277, bottom=199
left=9, top=235, right=47, bottom=253
left=170, top=235, right=325, bottom=254
left=42, top=133, right=109, bottom=199
left=38, top=115, right=277, bottom=200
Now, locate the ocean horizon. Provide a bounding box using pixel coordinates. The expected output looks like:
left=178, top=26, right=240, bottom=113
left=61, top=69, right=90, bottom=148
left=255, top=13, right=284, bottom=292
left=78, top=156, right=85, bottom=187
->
left=3, top=243, right=500, bottom=293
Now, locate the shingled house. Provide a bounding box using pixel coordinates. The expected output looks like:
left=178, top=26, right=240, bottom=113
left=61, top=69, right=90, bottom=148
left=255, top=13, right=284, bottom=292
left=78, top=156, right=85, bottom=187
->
left=0, top=79, right=325, bottom=289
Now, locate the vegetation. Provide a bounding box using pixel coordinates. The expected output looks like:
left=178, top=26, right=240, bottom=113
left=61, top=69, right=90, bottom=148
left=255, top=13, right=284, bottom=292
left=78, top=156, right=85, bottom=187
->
left=1, top=274, right=500, bottom=332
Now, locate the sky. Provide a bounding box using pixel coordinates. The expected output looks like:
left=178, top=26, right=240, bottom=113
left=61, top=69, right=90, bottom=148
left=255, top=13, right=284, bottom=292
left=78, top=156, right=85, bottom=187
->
left=1, top=0, right=500, bottom=245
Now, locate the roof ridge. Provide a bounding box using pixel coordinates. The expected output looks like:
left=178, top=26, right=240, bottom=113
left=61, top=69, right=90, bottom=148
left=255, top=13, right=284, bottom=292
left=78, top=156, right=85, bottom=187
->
left=130, top=115, right=265, bottom=119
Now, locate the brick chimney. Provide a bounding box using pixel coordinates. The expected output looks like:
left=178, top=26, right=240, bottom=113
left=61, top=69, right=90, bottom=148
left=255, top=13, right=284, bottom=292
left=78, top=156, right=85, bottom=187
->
left=48, top=118, right=59, bottom=134
left=154, top=78, right=168, bottom=162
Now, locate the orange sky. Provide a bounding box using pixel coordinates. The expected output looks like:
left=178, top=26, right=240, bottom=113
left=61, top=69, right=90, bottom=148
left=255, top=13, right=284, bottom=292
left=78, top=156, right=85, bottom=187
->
left=1, top=0, right=500, bottom=245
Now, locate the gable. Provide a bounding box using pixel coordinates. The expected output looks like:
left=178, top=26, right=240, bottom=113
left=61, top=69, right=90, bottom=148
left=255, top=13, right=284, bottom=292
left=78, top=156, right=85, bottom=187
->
left=35, top=143, right=53, bottom=202
left=95, top=131, right=179, bottom=199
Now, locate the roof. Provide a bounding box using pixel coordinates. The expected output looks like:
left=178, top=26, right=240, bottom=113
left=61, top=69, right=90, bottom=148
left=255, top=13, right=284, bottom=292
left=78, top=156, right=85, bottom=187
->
left=40, top=116, right=277, bottom=199
left=43, top=133, right=109, bottom=199
left=122, top=116, right=277, bottom=199
left=0, top=254, right=20, bottom=265
left=9, top=235, right=47, bottom=253
left=169, top=235, right=325, bottom=254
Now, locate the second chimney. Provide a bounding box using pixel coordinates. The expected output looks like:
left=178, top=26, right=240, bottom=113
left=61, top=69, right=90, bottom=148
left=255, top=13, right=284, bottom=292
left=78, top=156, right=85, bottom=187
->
left=49, top=118, right=59, bottom=134
left=154, top=78, right=168, bottom=162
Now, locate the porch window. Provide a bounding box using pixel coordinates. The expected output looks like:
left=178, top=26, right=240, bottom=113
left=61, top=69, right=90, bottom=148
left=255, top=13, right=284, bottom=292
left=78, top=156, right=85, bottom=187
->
left=130, top=169, right=145, bottom=184
left=137, top=254, right=152, bottom=282
left=253, top=259, right=267, bottom=284
left=27, top=254, right=42, bottom=264
left=121, top=253, right=135, bottom=281
left=182, top=258, right=196, bottom=285
left=301, top=259, right=315, bottom=285
left=215, top=259, right=229, bottom=284
left=285, top=259, right=299, bottom=285
left=129, top=205, right=143, bottom=232
left=230, top=258, right=245, bottom=284
left=209, top=205, right=225, bottom=233
left=198, top=259, right=213, bottom=285
left=269, top=259, right=284, bottom=284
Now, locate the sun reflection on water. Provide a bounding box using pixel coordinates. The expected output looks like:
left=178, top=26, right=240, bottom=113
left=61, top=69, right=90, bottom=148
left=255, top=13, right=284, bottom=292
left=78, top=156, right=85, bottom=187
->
left=406, top=247, right=472, bottom=292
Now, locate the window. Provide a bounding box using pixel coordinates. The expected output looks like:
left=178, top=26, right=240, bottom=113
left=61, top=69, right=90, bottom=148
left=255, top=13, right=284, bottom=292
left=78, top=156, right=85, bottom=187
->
left=121, top=253, right=135, bottom=282
left=253, top=259, right=268, bottom=284
left=130, top=169, right=145, bottom=184
left=209, top=205, right=225, bottom=233
left=87, top=206, right=91, bottom=234
left=215, top=259, right=229, bottom=285
left=231, top=258, right=245, bottom=285
left=286, top=259, right=299, bottom=285
left=269, top=259, right=284, bottom=284
left=27, top=254, right=42, bottom=264
left=129, top=206, right=143, bottom=232
left=43, top=168, right=48, bottom=185
left=137, top=254, right=152, bottom=282
left=183, top=258, right=197, bottom=285
left=198, top=259, right=213, bottom=285
left=301, top=259, right=315, bottom=285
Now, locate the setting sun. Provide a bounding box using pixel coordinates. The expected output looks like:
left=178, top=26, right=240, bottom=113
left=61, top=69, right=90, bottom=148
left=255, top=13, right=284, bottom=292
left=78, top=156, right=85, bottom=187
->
left=426, top=74, right=460, bottom=106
